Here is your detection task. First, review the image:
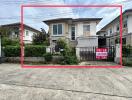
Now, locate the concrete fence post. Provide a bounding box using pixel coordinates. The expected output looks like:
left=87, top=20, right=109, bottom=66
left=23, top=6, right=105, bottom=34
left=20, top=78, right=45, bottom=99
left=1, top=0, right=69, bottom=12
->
left=114, top=44, right=121, bottom=64
left=46, top=47, right=51, bottom=53
left=76, top=47, right=80, bottom=60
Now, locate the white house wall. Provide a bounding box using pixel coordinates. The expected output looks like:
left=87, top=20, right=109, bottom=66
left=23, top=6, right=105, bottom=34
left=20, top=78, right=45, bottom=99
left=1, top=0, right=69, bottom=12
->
left=23, top=29, right=36, bottom=43
left=76, top=22, right=97, bottom=37
left=127, top=15, right=132, bottom=33
left=76, top=22, right=83, bottom=37
left=76, top=22, right=98, bottom=47
left=90, top=22, right=96, bottom=36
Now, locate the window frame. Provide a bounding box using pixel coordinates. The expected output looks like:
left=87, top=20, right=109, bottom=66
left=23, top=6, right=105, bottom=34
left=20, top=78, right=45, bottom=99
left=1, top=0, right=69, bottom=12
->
left=52, top=23, right=63, bottom=36
left=116, top=24, right=120, bottom=32
left=83, top=24, right=90, bottom=32
left=109, top=28, right=112, bottom=34
left=25, top=30, right=29, bottom=36
left=123, top=19, right=127, bottom=28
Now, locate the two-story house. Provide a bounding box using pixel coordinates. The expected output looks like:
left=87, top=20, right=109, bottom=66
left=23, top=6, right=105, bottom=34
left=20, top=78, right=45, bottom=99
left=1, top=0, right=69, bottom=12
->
left=97, top=9, right=132, bottom=46
left=43, top=18, right=102, bottom=50
left=0, top=32, right=1, bottom=58
left=1, top=22, right=41, bottom=44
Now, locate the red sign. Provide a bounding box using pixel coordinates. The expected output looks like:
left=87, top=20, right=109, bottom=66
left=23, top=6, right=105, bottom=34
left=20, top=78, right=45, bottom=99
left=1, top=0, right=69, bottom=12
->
left=96, top=48, right=108, bottom=59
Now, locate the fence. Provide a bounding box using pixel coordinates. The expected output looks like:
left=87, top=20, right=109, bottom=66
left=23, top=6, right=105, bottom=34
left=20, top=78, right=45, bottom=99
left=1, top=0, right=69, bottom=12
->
left=78, top=46, right=115, bottom=61
left=122, top=45, right=132, bottom=57
left=122, top=45, right=132, bottom=66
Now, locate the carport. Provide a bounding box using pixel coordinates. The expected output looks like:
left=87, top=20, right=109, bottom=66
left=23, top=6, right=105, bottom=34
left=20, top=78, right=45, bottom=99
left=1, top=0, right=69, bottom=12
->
left=98, top=36, right=106, bottom=47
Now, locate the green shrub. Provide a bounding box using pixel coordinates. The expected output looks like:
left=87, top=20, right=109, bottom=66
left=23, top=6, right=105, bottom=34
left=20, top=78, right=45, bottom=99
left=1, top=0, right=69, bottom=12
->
left=60, top=55, right=78, bottom=65
left=43, top=40, right=50, bottom=46
left=4, top=46, right=20, bottom=57
left=2, top=37, right=12, bottom=46
left=4, top=45, right=46, bottom=57
left=123, top=57, right=132, bottom=67
left=56, top=38, right=67, bottom=50
left=25, top=45, right=46, bottom=57
left=56, top=38, right=78, bottom=65
left=2, top=37, right=19, bottom=46
left=122, top=45, right=132, bottom=57
left=43, top=53, right=52, bottom=62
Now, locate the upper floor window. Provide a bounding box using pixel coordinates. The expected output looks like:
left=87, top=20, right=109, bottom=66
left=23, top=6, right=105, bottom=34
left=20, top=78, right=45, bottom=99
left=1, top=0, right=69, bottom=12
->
left=116, top=25, right=119, bottom=31
left=53, top=24, right=62, bottom=35
left=26, top=31, right=29, bottom=36
left=109, top=28, right=112, bottom=34
left=83, top=24, right=90, bottom=32
left=14, top=31, right=19, bottom=37
left=123, top=20, right=127, bottom=28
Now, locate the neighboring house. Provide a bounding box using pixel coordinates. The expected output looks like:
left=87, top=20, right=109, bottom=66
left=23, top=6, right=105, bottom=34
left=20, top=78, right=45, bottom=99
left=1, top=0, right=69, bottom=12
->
left=43, top=18, right=102, bottom=50
left=97, top=9, right=132, bottom=46
left=1, top=22, right=41, bottom=44
left=0, top=32, right=1, bottom=58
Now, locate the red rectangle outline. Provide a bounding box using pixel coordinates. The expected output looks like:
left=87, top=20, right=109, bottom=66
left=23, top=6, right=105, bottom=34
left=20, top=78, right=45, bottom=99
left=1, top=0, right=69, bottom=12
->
left=20, top=4, right=123, bottom=68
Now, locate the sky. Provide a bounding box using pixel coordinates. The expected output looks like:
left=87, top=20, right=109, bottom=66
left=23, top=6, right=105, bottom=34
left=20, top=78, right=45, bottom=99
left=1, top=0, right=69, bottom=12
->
left=0, top=0, right=132, bottom=32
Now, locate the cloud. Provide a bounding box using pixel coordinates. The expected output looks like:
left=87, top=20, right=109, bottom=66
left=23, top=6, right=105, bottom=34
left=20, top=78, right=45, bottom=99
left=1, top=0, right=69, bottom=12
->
left=0, top=0, right=79, bottom=32
left=23, top=0, right=79, bottom=32
left=0, top=0, right=132, bottom=32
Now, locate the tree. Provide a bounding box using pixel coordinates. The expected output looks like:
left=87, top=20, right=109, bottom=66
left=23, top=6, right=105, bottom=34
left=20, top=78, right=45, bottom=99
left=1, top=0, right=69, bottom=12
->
left=33, top=28, right=49, bottom=45
left=0, top=27, right=12, bottom=37
left=56, top=38, right=78, bottom=65
left=0, top=27, right=19, bottom=46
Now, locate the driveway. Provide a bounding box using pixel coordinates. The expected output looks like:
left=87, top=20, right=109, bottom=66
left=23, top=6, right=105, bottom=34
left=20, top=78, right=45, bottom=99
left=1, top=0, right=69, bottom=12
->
left=0, top=64, right=132, bottom=100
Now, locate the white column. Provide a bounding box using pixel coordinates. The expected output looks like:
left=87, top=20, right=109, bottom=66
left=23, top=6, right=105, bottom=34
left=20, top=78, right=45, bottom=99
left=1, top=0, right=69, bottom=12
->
left=115, top=44, right=121, bottom=64
left=76, top=47, right=80, bottom=60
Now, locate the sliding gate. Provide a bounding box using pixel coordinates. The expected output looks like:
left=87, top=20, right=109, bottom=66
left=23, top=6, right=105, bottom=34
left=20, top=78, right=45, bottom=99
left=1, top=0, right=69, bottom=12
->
left=79, top=46, right=115, bottom=61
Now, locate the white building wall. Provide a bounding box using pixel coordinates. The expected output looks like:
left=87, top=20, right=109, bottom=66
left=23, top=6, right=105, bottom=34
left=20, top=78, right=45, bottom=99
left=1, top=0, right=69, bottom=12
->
left=76, top=22, right=83, bottom=37
left=23, top=29, right=37, bottom=43
left=68, top=24, right=71, bottom=39
left=76, top=22, right=98, bottom=47
left=113, top=24, right=117, bottom=33
left=90, top=22, right=96, bottom=36
left=76, top=22, right=97, bottom=37
left=127, top=15, right=132, bottom=33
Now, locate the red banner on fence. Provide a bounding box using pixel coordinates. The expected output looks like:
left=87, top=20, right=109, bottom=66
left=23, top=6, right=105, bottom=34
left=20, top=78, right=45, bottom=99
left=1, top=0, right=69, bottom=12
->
left=96, top=48, right=108, bottom=59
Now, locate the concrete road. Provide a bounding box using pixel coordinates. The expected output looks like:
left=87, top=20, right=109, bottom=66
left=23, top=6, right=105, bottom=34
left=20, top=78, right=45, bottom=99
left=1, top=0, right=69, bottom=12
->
left=0, top=64, right=132, bottom=100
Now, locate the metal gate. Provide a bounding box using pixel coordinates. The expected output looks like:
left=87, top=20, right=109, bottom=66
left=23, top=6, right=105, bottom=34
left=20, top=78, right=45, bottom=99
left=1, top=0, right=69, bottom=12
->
left=79, top=46, right=115, bottom=61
